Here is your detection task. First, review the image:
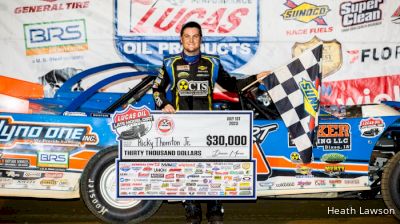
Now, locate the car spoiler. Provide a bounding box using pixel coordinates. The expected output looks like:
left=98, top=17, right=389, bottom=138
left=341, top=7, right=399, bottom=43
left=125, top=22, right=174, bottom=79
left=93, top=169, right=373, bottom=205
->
left=30, top=63, right=157, bottom=113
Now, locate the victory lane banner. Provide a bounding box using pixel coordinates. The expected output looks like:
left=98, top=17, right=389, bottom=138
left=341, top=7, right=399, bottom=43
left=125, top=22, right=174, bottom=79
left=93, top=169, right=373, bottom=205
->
left=116, top=160, right=256, bottom=200
left=110, top=106, right=253, bottom=161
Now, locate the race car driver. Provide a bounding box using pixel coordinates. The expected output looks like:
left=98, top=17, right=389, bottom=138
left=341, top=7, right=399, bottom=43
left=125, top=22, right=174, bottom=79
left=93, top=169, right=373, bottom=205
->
left=152, top=21, right=270, bottom=223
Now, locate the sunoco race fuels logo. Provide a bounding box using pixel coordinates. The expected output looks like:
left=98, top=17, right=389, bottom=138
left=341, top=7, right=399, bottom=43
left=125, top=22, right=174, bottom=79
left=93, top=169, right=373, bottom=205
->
left=0, top=116, right=98, bottom=148
left=281, top=0, right=330, bottom=25
left=114, top=0, right=260, bottom=72
left=23, top=19, right=88, bottom=56
left=340, top=0, right=383, bottom=31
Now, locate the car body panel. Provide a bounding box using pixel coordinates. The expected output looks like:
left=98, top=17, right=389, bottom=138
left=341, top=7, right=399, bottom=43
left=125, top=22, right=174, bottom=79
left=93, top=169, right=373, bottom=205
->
left=1, top=64, right=400, bottom=199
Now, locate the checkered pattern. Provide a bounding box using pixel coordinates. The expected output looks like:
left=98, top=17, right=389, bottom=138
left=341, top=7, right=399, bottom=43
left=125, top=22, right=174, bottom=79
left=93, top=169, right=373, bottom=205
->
left=262, top=44, right=323, bottom=163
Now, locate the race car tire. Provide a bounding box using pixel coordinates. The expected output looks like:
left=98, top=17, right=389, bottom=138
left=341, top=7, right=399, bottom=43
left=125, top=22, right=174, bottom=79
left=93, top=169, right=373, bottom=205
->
left=382, top=151, right=400, bottom=220
left=80, top=146, right=163, bottom=223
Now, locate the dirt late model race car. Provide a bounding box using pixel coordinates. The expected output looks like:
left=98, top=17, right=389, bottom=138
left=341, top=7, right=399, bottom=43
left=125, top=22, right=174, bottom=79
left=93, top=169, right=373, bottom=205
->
left=1, top=63, right=400, bottom=223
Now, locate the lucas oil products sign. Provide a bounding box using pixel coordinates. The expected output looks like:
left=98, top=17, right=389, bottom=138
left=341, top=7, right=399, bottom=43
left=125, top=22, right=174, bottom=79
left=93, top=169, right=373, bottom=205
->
left=114, top=0, right=259, bottom=72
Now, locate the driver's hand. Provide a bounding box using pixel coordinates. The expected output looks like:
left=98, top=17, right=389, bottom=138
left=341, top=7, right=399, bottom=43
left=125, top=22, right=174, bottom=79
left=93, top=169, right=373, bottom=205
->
left=162, top=104, right=176, bottom=113
left=256, top=71, right=271, bottom=82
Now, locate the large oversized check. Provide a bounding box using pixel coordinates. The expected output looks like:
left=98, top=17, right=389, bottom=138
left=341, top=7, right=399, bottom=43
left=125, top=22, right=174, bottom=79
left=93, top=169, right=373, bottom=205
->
left=118, top=111, right=253, bottom=160
left=111, top=108, right=256, bottom=199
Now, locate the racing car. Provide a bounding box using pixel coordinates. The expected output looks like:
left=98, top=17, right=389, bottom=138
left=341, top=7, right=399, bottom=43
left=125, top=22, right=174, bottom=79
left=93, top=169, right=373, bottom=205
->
left=1, top=62, right=400, bottom=223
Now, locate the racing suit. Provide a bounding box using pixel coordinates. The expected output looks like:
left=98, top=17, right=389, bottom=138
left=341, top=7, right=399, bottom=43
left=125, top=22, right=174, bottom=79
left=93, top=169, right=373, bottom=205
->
left=152, top=52, right=258, bottom=223
left=152, top=53, right=258, bottom=111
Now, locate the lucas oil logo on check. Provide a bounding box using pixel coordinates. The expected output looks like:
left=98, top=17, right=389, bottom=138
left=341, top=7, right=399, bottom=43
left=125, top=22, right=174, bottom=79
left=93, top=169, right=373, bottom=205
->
left=23, top=19, right=88, bottom=56
left=114, top=0, right=260, bottom=72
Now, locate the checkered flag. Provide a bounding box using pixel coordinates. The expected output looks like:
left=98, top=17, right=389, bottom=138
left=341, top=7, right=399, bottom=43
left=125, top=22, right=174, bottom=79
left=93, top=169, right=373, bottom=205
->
left=262, top=44, right=323, bottom=163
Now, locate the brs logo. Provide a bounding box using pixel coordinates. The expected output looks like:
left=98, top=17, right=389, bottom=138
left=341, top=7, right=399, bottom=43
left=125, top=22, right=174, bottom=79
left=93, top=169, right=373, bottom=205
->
left=38, top=152, right=69, bottom=168
left=24, top=19, right=88, bottom=56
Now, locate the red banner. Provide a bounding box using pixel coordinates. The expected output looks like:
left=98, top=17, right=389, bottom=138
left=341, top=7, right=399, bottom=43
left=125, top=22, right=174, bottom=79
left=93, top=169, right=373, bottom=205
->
left=321, top=74, right=400, bottom=105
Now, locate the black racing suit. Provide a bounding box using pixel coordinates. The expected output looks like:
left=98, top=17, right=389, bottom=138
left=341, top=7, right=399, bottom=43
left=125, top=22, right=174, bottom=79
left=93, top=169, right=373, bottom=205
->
left=152, top=52, right=258, bottom=223
left=152, top=53, right=257, bottom=111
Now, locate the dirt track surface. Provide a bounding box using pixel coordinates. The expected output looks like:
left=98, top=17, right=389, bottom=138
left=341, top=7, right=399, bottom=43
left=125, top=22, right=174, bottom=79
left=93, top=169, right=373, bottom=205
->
left=0, top=197, right=398, bottom=223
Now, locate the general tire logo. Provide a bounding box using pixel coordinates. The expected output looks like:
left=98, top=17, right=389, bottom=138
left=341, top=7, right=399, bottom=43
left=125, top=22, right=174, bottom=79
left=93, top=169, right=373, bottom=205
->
left=0, top=116, right=98, bottom=148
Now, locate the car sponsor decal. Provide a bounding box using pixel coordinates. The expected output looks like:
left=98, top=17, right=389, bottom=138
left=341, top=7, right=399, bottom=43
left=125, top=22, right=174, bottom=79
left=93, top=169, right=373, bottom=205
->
left=252, top=124, right=278, bottom=180
left=0, top=116, right=99, bottom=148
left=324, top=165, right=345, bottom=177
left=314, top=179, right=326, bottom=186
left=0, top=170, right=44, bottom=180
left=317, top=123, right=351, bottom=151
left=289, top=123, right=351, bottom=151
left=359, top=117, right=385, bottom=138
left=37, top=151, right=69, bottom=169
left=275, top=182, right=295, bottom=187
left=0, top=158, right=30, bottom=168
left=290, top=152, right=302, bottom=163
left=14, top=1, right=90, bottom=14
left=295, top=165, right=312, bottom=175
left=321, top=153, right=346, bottom=163
left=266, top=156, right=368, bottom=174
left=40, top=179, right=58, bottom=186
